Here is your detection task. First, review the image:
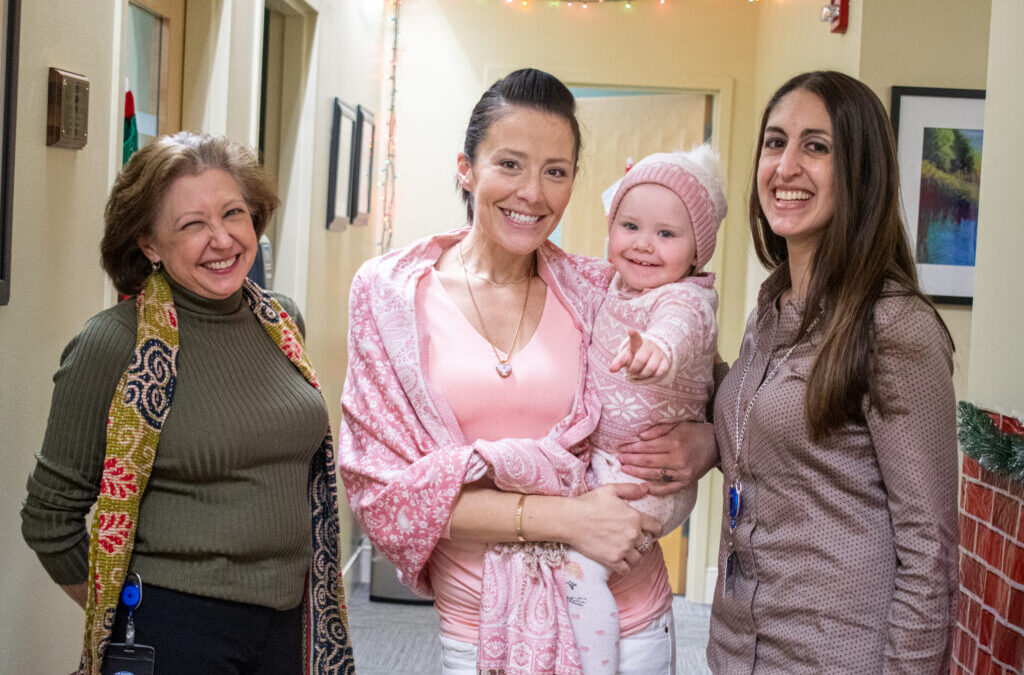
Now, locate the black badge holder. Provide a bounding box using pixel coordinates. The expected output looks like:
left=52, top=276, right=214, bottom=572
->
left=100, top=573, right=155, bottom=675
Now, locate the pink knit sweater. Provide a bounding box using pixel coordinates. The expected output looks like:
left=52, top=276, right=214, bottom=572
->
left=588, top=272, right=718, bottom=531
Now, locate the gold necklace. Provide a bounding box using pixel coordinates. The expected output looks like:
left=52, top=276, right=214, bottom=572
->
left=458, top=242, right=533, bottom=378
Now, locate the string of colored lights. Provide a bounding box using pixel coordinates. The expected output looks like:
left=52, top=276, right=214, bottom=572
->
left=378, top=0, right=401, bottom=252
left=504, top=0, right=667, bottom=8
left=376, top=0, right=756, bottom=249
left=504, top=0, right=757, bottom=6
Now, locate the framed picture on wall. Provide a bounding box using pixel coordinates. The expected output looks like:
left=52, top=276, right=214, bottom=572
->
left=351, top=105, right=374, bottom=227
left=325, top=98, right=358, bottom=232
left=891, top=86, right=985, bottom=305
left=0, top=0, right=21, bottom=305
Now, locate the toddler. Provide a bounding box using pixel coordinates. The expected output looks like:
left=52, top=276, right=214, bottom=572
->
left=566, top=145, right=725, bottom=674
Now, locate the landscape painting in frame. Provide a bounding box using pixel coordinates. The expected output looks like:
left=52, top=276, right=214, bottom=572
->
left=891, top=87, right=985, bottom=305
left=915, top=126, right=982, bottom=268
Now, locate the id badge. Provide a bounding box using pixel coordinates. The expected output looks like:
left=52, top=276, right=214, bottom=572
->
left=100, top=643, right=155, bottom=675
left=102, top=573, right=154, bottom=675
left=723, top=551, right=746, bottom=598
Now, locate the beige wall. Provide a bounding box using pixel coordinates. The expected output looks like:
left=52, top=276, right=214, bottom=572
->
left=746, top=0, right=990, bottom=400
left=745, top=0, right=863, bottom=319
left=0, top=1, right=382, bottom=670
left=858, top=0, right=990, bottom=400
left=857, top=0, right=991, bottom=94
left=303, top=0, right=385, bottom=568
left=968, top=0, right=1024, bottom=414
left=753, top=0, right=863, bottom=113
left=564, top=92, right=709, bottom=260
left=0, top=5, right=124, bottom=671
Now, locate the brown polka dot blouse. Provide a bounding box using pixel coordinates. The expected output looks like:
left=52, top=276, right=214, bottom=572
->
left=707, top=268, right=958, bottom=674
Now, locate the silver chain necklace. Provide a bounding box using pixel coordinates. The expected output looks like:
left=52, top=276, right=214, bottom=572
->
left=722, top=310, right=819, bottom=595
left=728, top=313, right=820, bottom=537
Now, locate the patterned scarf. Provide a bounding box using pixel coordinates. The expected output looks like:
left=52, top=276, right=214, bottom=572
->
left=78, top=271, right=354, bottom=674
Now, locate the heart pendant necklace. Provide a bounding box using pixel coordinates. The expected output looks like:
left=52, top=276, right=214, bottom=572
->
left=459, top=243, right=533, bottom=379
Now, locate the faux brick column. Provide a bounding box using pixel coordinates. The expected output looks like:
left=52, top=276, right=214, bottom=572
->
left=952, top=455, right=1024, bottom=674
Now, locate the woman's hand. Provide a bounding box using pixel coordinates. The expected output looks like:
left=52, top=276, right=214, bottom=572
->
left=562, top=483, right=662, bottom=576
left=61, top=582, right=88, bottom=609
left=617, top=422, right=719, bottom=497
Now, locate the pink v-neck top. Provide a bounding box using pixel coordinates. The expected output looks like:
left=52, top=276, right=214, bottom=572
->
left=423, top=270, right=581, bottom=441
left=420, top=270, right=671, bottom=642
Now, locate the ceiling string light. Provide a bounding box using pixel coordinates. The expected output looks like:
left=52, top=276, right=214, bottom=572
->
left=377, top=0, right=401, bottom=252
left=512, top=0, right=664, bottom=7
left=510, top=0, right=757, bottom=6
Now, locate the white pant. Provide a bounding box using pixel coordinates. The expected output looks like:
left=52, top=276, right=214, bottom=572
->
left=439, top=608, right=676, bottom=675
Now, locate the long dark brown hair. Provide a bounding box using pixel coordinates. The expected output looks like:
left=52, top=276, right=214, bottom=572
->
left=749, top=71, right=951, bottom=439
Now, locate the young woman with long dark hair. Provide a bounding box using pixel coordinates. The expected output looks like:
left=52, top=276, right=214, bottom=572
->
left=707, top=71, right=958, bottom=672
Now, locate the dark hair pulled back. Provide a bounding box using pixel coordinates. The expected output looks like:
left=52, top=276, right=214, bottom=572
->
left=459, top=68, right=582, bottom=222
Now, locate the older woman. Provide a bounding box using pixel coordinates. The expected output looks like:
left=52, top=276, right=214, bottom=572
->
left=21, top=132, right=352, bottom=674
left=701, top=71, right=958, bottom=672
left=339, top=69, right=694, bottom=675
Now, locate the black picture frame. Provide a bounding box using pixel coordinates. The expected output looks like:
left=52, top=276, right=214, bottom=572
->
left=325, top=97, right=358, bottom=231
left=0, top=0, right=21, bottom=306
left=351, top=105, right=374, bottom=227
left=891, top=86, right=985, bottom=306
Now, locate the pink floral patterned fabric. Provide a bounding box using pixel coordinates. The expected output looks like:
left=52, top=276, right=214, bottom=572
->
left=339, top=229, right=613, bottom=675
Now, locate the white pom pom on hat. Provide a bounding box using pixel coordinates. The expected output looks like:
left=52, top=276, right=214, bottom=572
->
left=603, top=144, right=728, bottom=271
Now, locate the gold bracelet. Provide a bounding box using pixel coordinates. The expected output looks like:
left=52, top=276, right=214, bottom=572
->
left=515, top=493, right=527, bottom=543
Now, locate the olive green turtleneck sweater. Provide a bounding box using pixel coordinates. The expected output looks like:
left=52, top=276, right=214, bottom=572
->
left=21, top=274, right=330, bottom=610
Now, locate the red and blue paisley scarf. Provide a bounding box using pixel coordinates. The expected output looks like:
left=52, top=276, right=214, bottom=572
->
left=78, top=270, right=353, bottom=674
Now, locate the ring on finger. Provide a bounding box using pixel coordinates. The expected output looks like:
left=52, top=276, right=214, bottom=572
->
left=636, top=531, right=654, bottom=554
left=660, top=467, right=673, bottom=483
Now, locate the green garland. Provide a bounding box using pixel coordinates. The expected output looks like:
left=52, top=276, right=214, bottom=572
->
left=958, top=401, right=1024, bottom=482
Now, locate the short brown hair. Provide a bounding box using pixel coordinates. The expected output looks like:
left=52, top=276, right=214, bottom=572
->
left=101, top=131, right=279, bottom=295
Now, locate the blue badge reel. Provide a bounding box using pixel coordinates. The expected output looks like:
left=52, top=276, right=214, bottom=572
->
left=100, top=573, right=155, bottom=675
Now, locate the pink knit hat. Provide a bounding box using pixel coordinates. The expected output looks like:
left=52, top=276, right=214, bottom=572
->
left=604, top=144, right=727, bottom=271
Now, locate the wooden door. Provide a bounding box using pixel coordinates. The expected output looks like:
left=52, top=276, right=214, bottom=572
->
left=126, top=0, right=185, bottom=145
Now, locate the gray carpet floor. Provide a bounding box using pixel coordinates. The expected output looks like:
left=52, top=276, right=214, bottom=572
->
left=347, top=582, right=711, bottom=674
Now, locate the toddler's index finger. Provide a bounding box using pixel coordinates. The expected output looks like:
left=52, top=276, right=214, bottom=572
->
left=628, top=329, right=643, bottom=355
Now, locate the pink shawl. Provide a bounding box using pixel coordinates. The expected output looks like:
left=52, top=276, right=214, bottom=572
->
left=339, top=228, right=613, bottom=674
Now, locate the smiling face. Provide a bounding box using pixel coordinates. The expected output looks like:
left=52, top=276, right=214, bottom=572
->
left=608, top=183, right=697, bottom=292
left=139, top=168, right=258, bottom=299
left=757, top=88, right=836, bottom=256
left=457, top=106, right=576, bottom=256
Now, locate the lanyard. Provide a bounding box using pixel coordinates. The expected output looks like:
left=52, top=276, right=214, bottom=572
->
left=723, top=313, right=818, bottom=594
